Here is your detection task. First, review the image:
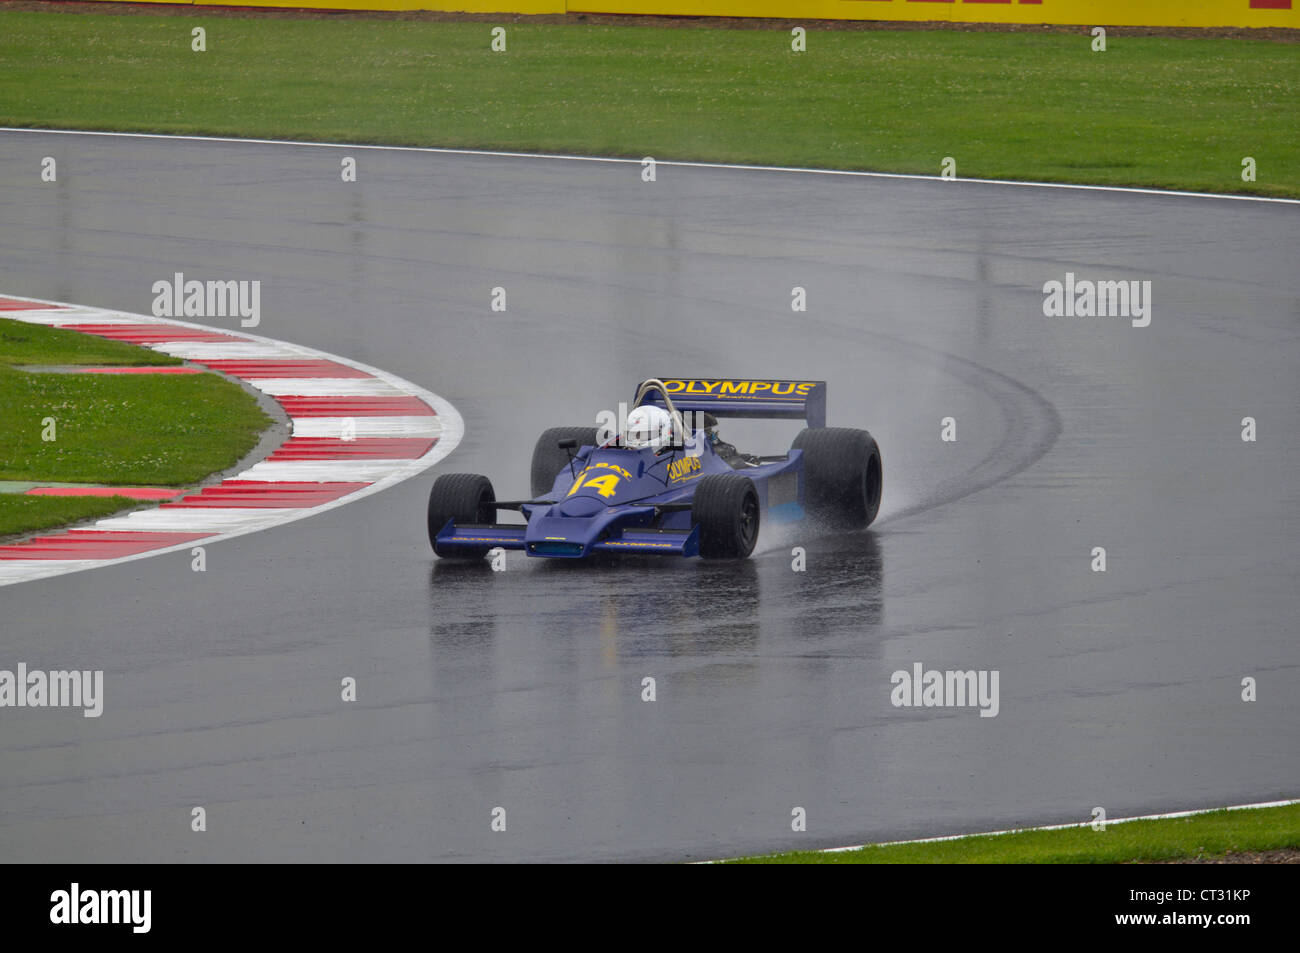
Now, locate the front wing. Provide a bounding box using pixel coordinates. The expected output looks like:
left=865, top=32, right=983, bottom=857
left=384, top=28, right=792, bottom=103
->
left=434, top=517, right=701, bottom=558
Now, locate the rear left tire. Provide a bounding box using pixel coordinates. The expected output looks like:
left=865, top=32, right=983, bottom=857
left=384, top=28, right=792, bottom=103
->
left=530, top=426, right=600, bottom=499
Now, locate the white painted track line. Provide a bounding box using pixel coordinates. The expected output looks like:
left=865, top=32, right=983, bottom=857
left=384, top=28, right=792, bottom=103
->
left=0, top=308, right=165, bottom=325
left=237, top=460, right=432, bottom=483
left=706, top=797, right=1300, bottom=862
left=91, top=508, right=286, bottom=533
left=249, top=378, right=406, bottom=397
left=0, top=559, right=101, bottom=585
left=150, top=341, right=308, bottom=361
left=3, top=126, right=1297, bottom=205
left=290, top=416, right=442, bottom=438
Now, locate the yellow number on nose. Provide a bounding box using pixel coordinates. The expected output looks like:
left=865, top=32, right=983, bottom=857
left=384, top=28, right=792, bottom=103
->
left=565, top=468, right=589, bottom=497
left=577, top=473, right=621, bottom=498
left=566, top=469, right=622, bottom=499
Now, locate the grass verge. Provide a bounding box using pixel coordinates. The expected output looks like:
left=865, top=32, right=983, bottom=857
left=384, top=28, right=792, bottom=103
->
left=0, top=318, right=180, bottom=367
left=0, top=494, right=141, bottom=538
left=0, top=317, right=270, bottom=536
left=0, top=12, right=1296, bottom=197
left=730, top=802, right=1300, bottom=863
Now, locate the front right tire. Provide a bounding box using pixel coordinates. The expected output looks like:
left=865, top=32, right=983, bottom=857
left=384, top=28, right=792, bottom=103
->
left=427, top=473, right=496, bottom=558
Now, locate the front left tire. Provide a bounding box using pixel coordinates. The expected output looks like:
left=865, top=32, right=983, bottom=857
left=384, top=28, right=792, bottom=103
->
left=692, top=473, right=761, bottom=559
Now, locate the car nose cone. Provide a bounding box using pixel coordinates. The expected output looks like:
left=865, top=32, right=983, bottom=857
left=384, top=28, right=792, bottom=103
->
left=557, top=496, right=605, bottom=517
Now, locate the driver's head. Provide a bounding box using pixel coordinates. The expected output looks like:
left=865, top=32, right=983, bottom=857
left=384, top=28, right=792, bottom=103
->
left=624, top=405, right=676, bottom=450
left=703, top=412, right=720, bottom=446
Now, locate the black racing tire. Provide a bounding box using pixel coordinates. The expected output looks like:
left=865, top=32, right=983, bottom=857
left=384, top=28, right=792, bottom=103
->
left=530, top=426, right=600, bottom=498
left=692, top=474, right=761, bottom=560
left=427, top=473, right=496, bottom=558
left=792, top=427, right=883, bottom=529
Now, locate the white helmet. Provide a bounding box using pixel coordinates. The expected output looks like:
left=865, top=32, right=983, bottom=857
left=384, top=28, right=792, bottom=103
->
left=624, top=404, right=677, bottom=450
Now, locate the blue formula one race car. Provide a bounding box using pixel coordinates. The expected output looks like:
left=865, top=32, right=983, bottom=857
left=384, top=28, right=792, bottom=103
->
left=427, top=378, right=882, bottom=560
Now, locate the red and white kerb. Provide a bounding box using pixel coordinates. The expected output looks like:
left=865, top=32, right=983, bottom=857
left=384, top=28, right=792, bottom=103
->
left=0, top=294, right=463, bottom=586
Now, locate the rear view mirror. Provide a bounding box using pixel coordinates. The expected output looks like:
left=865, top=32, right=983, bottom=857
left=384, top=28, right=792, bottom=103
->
left=557, top=438, right=578, bottom=450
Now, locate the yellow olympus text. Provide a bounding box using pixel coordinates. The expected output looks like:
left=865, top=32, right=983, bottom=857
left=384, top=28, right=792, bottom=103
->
left=666, top=456, right=702, bottom=482
left=662, top=379, right=816, bottom=398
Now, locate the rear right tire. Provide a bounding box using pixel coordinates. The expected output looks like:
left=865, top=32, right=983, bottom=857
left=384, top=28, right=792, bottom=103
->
left=792, top=427, right=882, bottom=529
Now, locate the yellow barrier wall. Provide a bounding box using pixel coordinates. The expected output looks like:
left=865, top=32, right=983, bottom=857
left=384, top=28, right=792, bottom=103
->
left=568, top=1, right=1298, bottom=28
left=186, top=0, right=565, bottom=10
left=99, top=0, right=1300, bottom=28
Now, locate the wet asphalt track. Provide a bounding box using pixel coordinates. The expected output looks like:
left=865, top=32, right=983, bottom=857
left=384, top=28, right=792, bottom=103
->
left=0, top=131, right=1297, bottom=862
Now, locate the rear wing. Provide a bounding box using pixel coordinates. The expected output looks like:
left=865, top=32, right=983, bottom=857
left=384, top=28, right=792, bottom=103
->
left=638, top=378, right=826, bottom=429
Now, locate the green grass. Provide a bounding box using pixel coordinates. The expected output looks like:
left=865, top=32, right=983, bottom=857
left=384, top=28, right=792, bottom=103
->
left=1, top=12, right=1296, bottom=196
left=731, top=803, right=1300, bottom=863
left=0, top=318, right=270, bottom=536
left=0, top=318, right=180, bottom=367
left=0, top=494, right=142, bottom=537
left=0, top=364, right=269, bottom=485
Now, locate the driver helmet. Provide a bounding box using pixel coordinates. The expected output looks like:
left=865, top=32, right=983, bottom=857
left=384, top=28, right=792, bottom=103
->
left=703, top=412, right=721, bottom=447
left=624, top=404, right=677, bottom=450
